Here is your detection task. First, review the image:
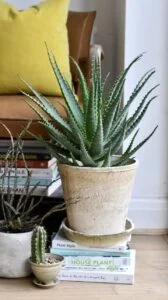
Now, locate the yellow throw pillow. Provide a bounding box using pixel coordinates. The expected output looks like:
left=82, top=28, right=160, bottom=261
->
left=0, top=0, right=71, bottom=96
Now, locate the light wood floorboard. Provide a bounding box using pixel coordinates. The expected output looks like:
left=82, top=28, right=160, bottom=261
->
left=0, top=235, right=168, bottom=300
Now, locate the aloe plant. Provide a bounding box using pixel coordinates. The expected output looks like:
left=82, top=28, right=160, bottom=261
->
left=22, top=50, right=158, bottom=167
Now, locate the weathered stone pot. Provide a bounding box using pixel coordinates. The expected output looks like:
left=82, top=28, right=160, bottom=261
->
left=0, top=230, right=32, bottom=278
left=58, top=160, right=138, bottom=235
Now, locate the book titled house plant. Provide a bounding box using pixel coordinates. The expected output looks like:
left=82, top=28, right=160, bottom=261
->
left=0, top=126, right=65, bottom=278
left=30, top=225, right=64, bottom=288
left=23, top=49, right=158, bottom=240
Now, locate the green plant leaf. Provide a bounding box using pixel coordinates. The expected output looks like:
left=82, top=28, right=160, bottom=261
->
left=123, top=129, right=139, bottom=154
left=20, top=85, right=71, bottom=134
left=70, top=57, right=89, bottom=113
left=38, top=121, right=80, bottom=157
left=86, top=81, right=97, bottom=141
left=103, top=54, right=144, bottom=113
left=80, top=137, right=97, bottom=167
left=46, top=45, right=84, bottom=127
left=124, top=69, right=156, bottom=114
left=126, top=96, right=157, bottom=137
left=102, top=147, right=112, bottom=167
left=26, top=131, right=72, bottom=164
left=110, top=118, right=127, bottom=155
left=109, top=70, right=156, bottom=139
left=103, top=79, right=125, bottom=139
left=90, top=112, right=104, bottom=156
left=112, top=126, right=158, bottom=166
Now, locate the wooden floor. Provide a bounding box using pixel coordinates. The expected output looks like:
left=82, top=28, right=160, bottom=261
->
left=0, top=235, right=168, bottom=300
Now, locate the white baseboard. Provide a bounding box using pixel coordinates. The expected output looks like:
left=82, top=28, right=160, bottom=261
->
left=128, top=198, right=168, bottom=232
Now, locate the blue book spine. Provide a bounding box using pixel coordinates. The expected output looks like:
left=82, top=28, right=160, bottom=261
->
left=50, top=248, right=130, bottom=257
left=0, top=177, right=52, bottom=186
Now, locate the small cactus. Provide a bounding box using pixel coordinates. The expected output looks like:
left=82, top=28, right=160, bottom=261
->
left=31, top=226, right=47, bottom=264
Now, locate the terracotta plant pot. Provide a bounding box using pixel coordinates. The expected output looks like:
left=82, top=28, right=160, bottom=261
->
left=58, top=160, right=138, bottom=236
left=0, top=231, right=32, bottom=278
left=30, top=253, right=64, bottom=285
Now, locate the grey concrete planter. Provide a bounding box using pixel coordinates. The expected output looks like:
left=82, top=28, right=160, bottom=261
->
left=0, top=230, right=32, bottom=278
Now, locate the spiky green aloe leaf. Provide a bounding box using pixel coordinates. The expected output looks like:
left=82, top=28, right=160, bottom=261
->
left=105, top=67, right=155, bottom=132
left=103, top=54, right=144, bottom=114
left=126, top=96, right=157, bottom=138
left=80, top=137, right=97, bottom=167
left=112, top=126, right=158, bottom=166
left=28, top=131, right=72, bottom=164
left=38, top=121, right=80, bottom=157
left=109, top=70, right=156, bottom=139
left=46, top=45, right=84, bottom=127
left=90, top=112, right=104, bottom=157
left=102, top=146, right=112, bottom=167
left=123, top=129, right=139, bottom=154
left=95, top=58, right=102, bottom=110
left=100, top=72, right=110, bottom=101
left=70, top=57, right=89, bottom=114
left=66, top=107, right=89, bottom=148
left=21, top=86, right=71, bottom=134
left=109, top=117, right=127, bottom=155
left=126, top=83, right=158, bottom=125
left=123, top=69, right=156, bottom=114
left=103, top=97, right=121, bottom=140
left=105, top=109, right=128, bottom=146
left=86, top=81, right=97, bottom=141
left=103, top=78, right=126, bottom=139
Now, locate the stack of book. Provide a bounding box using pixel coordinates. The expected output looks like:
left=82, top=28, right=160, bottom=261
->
left=50, top=226, right=136, bottom=284
left=0, top=139, right=62, bottom=197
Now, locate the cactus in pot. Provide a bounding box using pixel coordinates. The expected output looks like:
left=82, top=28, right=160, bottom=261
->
left=31, top=226, right=47, bottom=264
left=21, top=49, right=158, bottom=238
left=30, top=226, right=64, bottom=287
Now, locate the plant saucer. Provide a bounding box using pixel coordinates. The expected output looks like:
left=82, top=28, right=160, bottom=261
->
left=33, top=278, right=60, bottom=289
left=62, top=218, right=134, bottom=248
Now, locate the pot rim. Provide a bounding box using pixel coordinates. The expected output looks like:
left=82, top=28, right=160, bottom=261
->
left=0, top=229, right=32, bottom=236
left=29, top=253, right=64, bottom=267
left=58, top=158, right=139, bottom=172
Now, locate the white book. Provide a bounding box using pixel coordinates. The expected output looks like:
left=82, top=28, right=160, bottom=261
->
left=63, top=254, right=131, bottom=271
left=51, top=227, right=130, bottom=252
left=58, top=269, right=135, bottom=284
left=0, top=164, right=58, bottom=178
left=58, top=250, right=136, bottom=284
left=0, top=178, right=62, bottom=197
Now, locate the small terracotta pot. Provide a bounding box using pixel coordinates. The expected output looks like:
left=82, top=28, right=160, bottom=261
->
left=30, top=253, right=64, bottom=285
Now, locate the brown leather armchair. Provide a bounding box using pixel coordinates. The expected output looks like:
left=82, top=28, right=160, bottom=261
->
left=0, top=11, right=103, bottom=138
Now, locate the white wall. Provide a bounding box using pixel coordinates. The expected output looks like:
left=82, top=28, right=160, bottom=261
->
left=6, top=0, right=38, bottom=9
left=125, top=0, right=168, bottom=230
left=6, top=0, right=93, bottom=11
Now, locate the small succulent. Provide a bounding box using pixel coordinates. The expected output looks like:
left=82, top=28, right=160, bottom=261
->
left=22, top=49, right=158, bottom=167
left=31, top=226, right=47, bottom=264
